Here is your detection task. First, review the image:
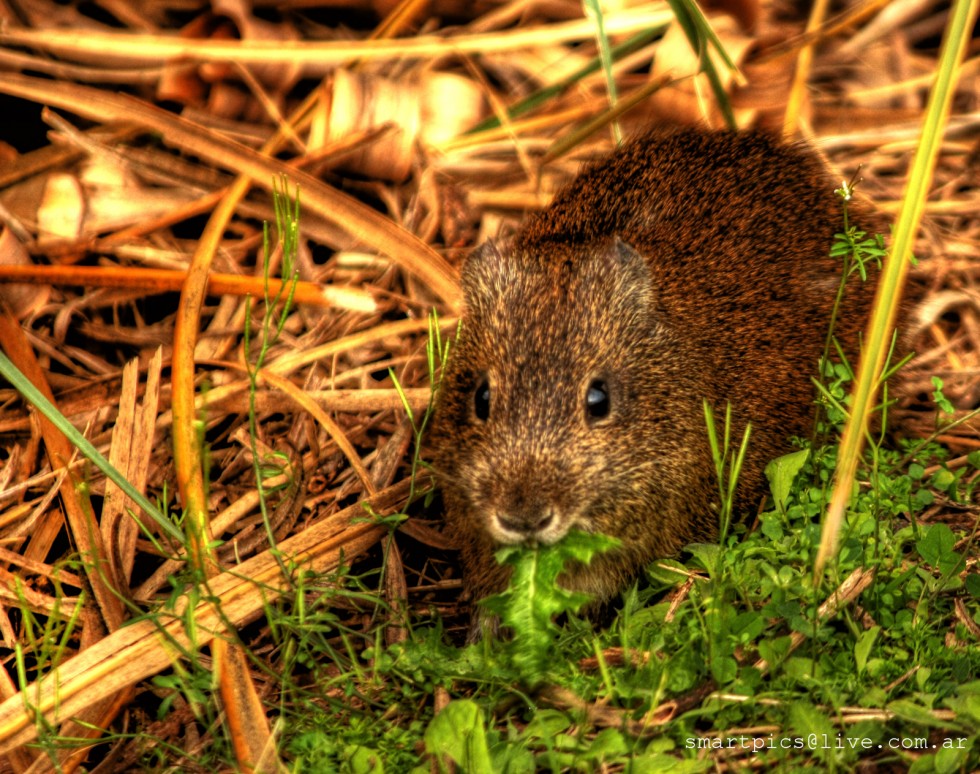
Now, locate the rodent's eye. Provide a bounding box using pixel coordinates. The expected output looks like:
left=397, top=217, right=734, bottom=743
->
left=585, top=379, right=611, bottom=421
left=474, top=378, right=491, bottom=421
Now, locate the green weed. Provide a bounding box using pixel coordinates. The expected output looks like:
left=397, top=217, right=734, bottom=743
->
left=391, top=310, right=453, bottom=504
left=480, top=531, right=620, bottom=687
left=244, top=174, right=302, bottom=556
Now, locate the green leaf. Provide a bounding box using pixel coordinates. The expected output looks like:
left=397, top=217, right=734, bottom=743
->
left=585, top=728, right=629, bottom=759
left=930, top=468, right=956, bottom=493
left=854, top=626, right=879, bottom=675
left=887, top=699, right=950, bottom=728
left=347, top=745, right=384, bottom=774
left=757, top=636, right=792, bottom=670
left=914, top=488, right=936, bottom=509
left=685, top=543, right=721, bottom=573
left=424, top=700, right=493, bottom=774
left=480, top=531, right=619, bottom=686
left=522, top=710, right=572, bottom=740
left=788, top=702, right=836, bottom=763
left=489, top=742, right=535, bottom=774
left=931, top=376, right=956, bottom=414
left=965, top=573, right=980, bottom=598
left=916, top=524, right=964, bottom=577
left=766, top=449, right=810, bottom=512
left=916, top=523, right=954, bottom=564
left=731, top=611, right=765, bottom=642
left=932, top=741, right=972, bottom=774
left=710, top=655, right=738, bottom=684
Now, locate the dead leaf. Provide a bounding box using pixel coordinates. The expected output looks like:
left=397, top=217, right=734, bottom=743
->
left=0, top=227, right=50, bottom=319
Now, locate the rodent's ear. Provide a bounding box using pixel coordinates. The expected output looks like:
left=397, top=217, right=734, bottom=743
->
left=608, top=238, right=656, bottom=306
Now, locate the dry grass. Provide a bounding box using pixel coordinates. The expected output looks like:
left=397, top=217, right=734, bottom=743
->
left=0, top=0, right=977, bottom=770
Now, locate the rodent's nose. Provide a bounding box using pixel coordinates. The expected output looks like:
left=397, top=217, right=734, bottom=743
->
left=496, top=510, right=554, bottom=537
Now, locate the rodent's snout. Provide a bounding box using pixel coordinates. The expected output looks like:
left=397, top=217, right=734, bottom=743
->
left=489, top=506, right=570, bottom=546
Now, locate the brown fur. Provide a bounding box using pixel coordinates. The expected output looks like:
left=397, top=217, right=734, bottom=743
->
left=428, top=129, right=879, bottom=632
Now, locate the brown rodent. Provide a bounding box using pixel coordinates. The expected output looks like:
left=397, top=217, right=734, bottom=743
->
left=428, top=129, right=880, bottom=634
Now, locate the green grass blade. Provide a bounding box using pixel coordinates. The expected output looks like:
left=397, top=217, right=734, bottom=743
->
left=465, top=29, right=662, bottom=136
left=665, top=0, right=737, bottom=128
left=583, top=0, right=622, bottom=143
left=0, top=349, right=181, bottom=542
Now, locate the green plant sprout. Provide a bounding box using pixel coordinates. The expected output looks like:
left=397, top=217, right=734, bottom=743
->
left=390, top=309, right=454, bottom=503
left=243, top=175, right=302, bottom=555
left=831, top=175, right=889, bottom=280
left=703, top=400, right=752, bottom=547
left=931, top=376, right=956, bottom=416
left=13, top=565, right=87, bottom=767
left=818, top=173, right=888, bottom=379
